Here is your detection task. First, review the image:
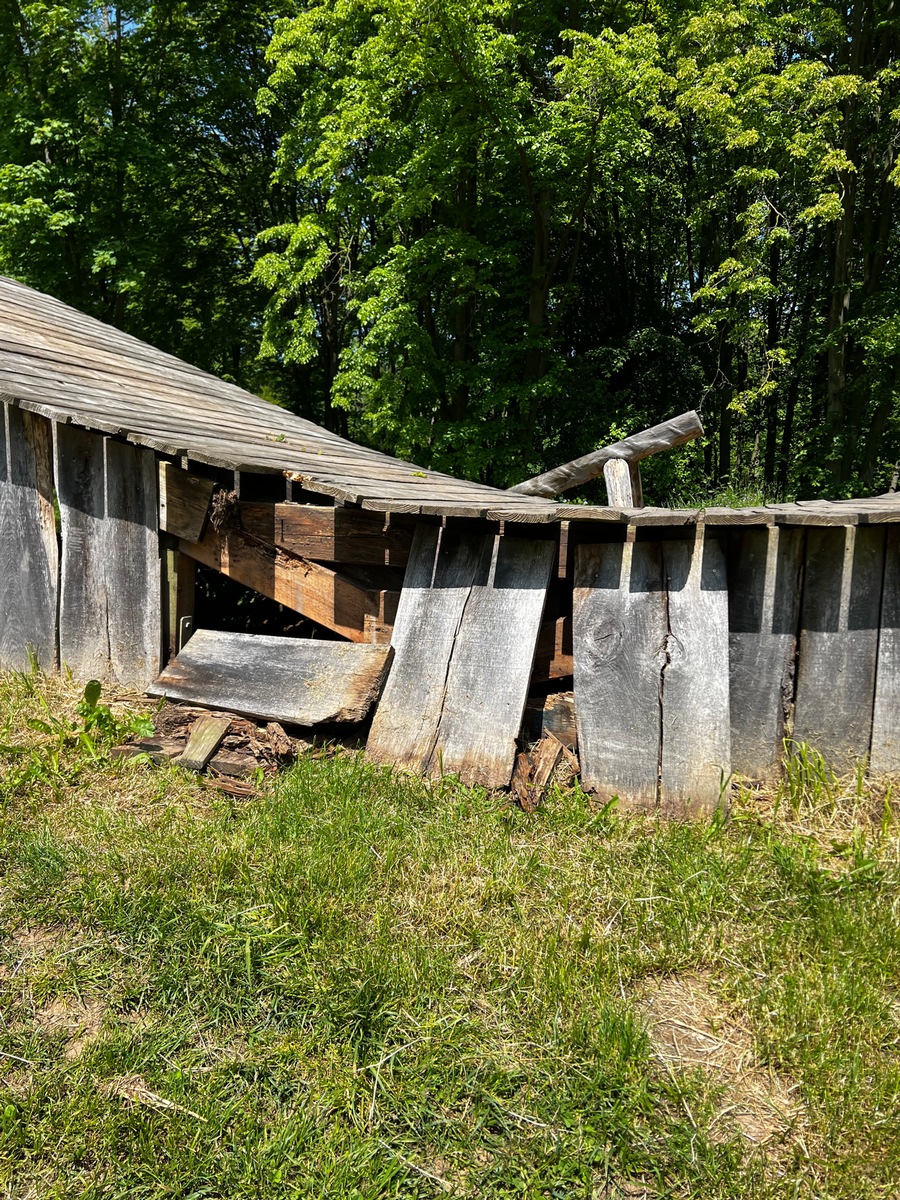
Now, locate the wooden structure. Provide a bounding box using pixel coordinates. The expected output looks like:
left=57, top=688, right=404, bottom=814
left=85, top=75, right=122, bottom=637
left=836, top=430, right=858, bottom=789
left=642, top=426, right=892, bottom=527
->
left=1, top=275, right=899, bottom=815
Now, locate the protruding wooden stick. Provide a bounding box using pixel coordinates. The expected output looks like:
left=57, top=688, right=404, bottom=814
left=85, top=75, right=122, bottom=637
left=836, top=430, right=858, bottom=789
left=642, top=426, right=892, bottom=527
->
left=509, top=410, right=703, bottom=498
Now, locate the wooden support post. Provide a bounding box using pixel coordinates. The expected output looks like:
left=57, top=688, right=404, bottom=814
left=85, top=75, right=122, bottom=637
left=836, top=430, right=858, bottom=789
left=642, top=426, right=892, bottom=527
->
left=162, top=539, right=196, bottom=663
left=603, top=459, right=634, bottom=507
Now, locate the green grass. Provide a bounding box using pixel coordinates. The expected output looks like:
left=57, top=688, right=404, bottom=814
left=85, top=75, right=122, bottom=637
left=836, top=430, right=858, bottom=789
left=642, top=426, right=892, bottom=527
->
left=1, top=673, right=899, bottom=1198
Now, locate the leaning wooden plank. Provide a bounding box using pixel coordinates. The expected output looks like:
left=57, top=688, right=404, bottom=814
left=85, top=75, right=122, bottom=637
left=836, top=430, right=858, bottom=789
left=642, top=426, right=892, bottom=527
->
left=727, top=526, right=804, bottom=780
left=869, top=526, right=900, bottom=773
left=175, top=713, right=233, bottom=772
left=0, top=406, right=58, bottom=670
left=510, top=411, right=703, bottom=497
left=149, top=630, right=393, bottom=725
left=658, top=532, right=731, bottom=817
left=429, top=534, right=556, bottom=787
left=793, top=526, right=885, bottom=767
left=239, top=502, right=413, bottom=567
left=158, top=461, right=215, bottom=542
left=180, top=525, right=397, bottom=643
left=573, top=541, right=667, bottom=811
left=367, top=525, right=492, bottom=775
left=55, top=423, right=110, bottom=680
left=367, top=526, right=554, bottom=787
left=105, top=439, right=161, bottom=689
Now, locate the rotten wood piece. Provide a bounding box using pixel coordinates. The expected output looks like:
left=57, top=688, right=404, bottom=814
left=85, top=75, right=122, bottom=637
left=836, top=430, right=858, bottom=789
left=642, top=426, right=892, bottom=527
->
left=175, top=713, right=233, bottom=771
left=150, top=629, right=393, bottom=725
left=179, top=524, right=398, bottom=643
left=511, top=734, right=566, bottom=812
left=510, top=411, right=703, bottom=498
left=523, top=692, right=577, bottom=748
left=0, top=406, right=58, bottom=671
left=240, top=502, right=414, bottom=566
left=367, top=524, right=555, bottom=788
left=158, top=461, right=215, bottom=542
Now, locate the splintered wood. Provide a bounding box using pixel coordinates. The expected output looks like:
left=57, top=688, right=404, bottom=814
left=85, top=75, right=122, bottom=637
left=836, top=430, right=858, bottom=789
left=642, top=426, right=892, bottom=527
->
left=573, top=531, right=730, bottom=817
left=367, top=525, right=555, bottom=788
left=150, top=630, right=393, bottom=725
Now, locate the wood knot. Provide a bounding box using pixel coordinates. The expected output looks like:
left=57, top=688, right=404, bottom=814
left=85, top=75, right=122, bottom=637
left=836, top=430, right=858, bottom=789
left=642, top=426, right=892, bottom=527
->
left=209, top=488, right=242, bottom=534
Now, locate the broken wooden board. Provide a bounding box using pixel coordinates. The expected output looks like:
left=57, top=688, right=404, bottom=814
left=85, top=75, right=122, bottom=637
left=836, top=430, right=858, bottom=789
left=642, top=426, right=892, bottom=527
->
left=158, top=461, right=215, bottom=541
left=180, top=525, right=397, bottom=643
left=726, top=526, right=804, bottom=781
left=0, top=405, right=58, bottom=671
left=574, top=532, right=730, bottom=817
left=574, top=540, right=667, bottom=812
left=367, top=525, right=555, bottom=788
left=240, top=502, right=414, bottom=567
left=175, top=713, right=232, bottom=771
left=871, top=526, right=900, bottom=774
left=523, top=692, right=576, bottom=748
left=149, top=629, right=393, bottom=725
left=511, top=734, right=566, bottom=812
left=793, top=526, right=885, bottom=768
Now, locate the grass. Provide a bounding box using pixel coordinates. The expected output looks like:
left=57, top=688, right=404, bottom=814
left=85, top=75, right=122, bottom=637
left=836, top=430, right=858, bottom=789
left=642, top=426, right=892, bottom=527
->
left=1, top=672, right=899, bottom=1198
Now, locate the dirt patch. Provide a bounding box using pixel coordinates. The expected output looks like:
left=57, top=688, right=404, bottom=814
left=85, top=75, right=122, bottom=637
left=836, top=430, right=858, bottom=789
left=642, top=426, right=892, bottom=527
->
left=34, top=997, right=107, bottom=1059
left=636, top=972, right=803, bottom=1150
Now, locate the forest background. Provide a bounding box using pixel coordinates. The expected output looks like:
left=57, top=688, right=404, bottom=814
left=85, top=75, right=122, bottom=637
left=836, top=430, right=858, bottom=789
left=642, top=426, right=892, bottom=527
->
left=1, top=0, right=897, bottom=504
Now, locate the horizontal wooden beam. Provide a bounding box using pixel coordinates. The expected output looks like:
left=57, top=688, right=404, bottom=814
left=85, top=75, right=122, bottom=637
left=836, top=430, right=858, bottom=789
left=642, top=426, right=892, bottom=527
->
left=179, top=525, right=397, bottom=643
left=239, top=502, right=413, bottom=567
left=510, top=411, right=703, bottom=498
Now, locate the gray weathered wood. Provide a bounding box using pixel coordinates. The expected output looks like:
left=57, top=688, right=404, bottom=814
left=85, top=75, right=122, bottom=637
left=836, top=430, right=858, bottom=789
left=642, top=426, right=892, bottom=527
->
left=659, top=532, right=731, bottom=817
left=870, top=526, right=900, bottom=773
left=55, top=423, right=109, bottom=680
left=793, top=525, right=886, bottom=767
left=0, top=405, right=58, bottom=670
left=727, top=526, right=804, bottom=780
left=105, top=438, right=161, bottom=688
left=367, top=525, right=554, bottom=787
left=603, top=458, right=634, bottom=507
left=175, top=713, right=233, bottom=771
left=158, top=461, right=215, bottom=542
left=150, top=629, right=393, bottom=724
left=573, top=540, right=667, bottom=811
left=511, top=411, right=703, bottom=497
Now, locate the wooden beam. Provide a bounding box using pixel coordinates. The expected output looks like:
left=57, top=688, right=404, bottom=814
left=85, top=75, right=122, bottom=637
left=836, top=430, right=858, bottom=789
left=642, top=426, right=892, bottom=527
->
left=509, top=411, right=703, bottom=498
left=603, top=458, right=635, bottom=507
left=179, top=525, right=397, bottom=643
left=158, top=461, right=215, bottom=542
left=239, top=502, right=413, bottom=567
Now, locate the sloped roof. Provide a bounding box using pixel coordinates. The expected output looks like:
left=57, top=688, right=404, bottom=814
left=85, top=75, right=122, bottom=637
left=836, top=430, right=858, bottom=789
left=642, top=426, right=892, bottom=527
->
left=0, top=275, right=563, bottom=521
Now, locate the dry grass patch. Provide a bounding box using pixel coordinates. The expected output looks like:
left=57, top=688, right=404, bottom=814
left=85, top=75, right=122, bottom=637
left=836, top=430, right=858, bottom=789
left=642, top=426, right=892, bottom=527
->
left=33, top=997, right=107, bottom=1060
left=636, top=972, right=804, bottom=1152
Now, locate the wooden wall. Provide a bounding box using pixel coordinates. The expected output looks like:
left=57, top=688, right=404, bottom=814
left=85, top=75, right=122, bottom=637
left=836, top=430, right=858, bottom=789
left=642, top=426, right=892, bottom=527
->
left=0, top=404, right=160, bottom=688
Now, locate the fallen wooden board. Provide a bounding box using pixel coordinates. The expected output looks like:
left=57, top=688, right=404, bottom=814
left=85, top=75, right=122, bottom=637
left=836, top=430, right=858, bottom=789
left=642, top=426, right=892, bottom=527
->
left=0, top=406, right=58, bottom=671
left=726, top=526, right=804, bottom=780
left=175, top=713, right=233, bottom=771
left=149, top=629, right=393, bottom=725
left=793, top=526, right=885, bottom=767
left=367, top=525, right=555, bottom=788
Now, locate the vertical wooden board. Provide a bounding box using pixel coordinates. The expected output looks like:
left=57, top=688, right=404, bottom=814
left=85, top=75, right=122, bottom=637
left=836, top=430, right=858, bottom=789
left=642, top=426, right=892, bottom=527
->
left=660, top=533, right=731, bottom=817
left=429, top=535, right=555, bottom=787
left=870, top=526, right=900, bottom=773
left=727, top=527, right=804, bottom=780
left=105, top=439, right=161, bottom=688
left=55, top=423, right=109, bottom=680
left=573, top=541, right=667, bottom=811
left=0, top=406, right=58, bottom=670
left=793, top=525, right=885, bottom=767
left=367, top=525, right=490, bottom=772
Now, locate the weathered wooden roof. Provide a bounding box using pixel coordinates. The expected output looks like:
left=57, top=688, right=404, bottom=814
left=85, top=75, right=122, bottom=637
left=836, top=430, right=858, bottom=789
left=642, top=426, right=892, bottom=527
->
left=2, top=275, right=899, bottom=526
